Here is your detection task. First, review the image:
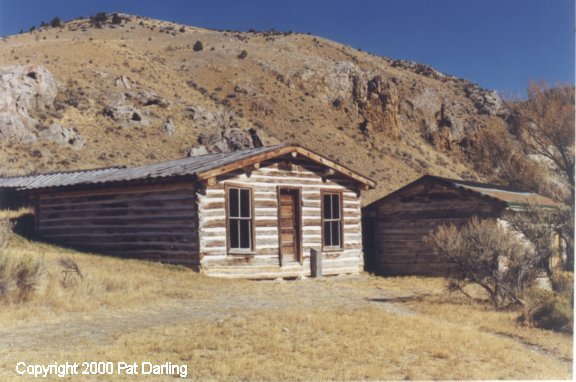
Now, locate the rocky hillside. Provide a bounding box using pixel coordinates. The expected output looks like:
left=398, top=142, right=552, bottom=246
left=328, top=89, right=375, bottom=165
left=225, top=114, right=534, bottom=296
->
left=0, top=14, right=511, bottom=203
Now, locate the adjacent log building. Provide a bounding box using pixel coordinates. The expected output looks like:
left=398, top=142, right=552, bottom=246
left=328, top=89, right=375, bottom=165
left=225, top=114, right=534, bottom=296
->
left=0, top=144, right=375, bottom=279
left=362, top=175, right=561, bottom=276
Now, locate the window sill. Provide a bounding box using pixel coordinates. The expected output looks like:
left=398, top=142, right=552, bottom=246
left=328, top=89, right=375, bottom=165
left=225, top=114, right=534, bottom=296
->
left=227, top=251, right=255, bottom=257
left=322, top=247, right=343, bottom=253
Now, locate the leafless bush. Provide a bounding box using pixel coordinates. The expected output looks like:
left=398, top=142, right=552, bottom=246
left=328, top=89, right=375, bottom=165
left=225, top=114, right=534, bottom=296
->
left=428, top=217, right=543, bottom=309
left=13, top=254, right=45, bottom=302
left=59, top=256, right=83, bottom=288
left=0, top=251, right=45, bottom=302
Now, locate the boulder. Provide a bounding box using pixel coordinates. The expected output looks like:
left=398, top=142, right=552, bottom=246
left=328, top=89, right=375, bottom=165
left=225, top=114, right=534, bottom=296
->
left=224, top=128, right=251, bottom=151
left=186, top=146, right=209, bottom=157
left=163, top=118, right=176, bottom=136
left=134, top=91, right=169, bottom=108
left=37, top=124, right=85, bottom=150
left=114, top=75, right=132, bottom=89
left=102, top=104, right=148, bottom=127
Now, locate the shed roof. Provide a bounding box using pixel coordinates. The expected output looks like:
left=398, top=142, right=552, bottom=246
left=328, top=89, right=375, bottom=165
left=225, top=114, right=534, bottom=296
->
left=0, top=144, right=376, bottom=191
left=367, top=175, right=562, bottom=210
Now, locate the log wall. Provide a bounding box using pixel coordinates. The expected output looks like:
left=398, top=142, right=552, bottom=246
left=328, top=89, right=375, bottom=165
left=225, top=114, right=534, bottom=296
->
left=198, top=161, right=364, bottom=278
left=34, top=182, right=200, bottom=266
left=365, top=181, right=504, bottom=276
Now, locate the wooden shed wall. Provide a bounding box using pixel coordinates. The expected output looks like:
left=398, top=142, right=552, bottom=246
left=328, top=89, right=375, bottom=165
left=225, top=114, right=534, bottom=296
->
left=34, top=182, right=200, bottom=266
left=365, top=181, right=503, bottom=276
left=198, top=160, right=364, bottom=278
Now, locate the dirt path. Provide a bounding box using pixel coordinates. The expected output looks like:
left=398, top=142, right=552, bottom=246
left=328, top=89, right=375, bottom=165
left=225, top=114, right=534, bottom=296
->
left=0, top=275, right=570, bottom=374
left=0, top=276, right=414, bottom=351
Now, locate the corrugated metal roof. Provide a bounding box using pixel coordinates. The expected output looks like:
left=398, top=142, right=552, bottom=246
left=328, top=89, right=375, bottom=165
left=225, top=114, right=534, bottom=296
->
left=0, top=167, right=122, bottom=190
left=0, top=145, right=290, bottom=191
left=450, top=181, right=562, bottom=208
left=434, top=176, right=562, bottom=208
left=364, top=175, right=563, bottom=211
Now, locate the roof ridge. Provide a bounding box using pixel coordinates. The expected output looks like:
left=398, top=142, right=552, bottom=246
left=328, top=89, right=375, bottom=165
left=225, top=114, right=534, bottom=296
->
left=425, top=175, right=533, bottom=194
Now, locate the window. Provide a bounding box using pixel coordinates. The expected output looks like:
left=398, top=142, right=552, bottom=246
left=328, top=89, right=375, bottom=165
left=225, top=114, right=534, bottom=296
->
left=227, top=187, right=253, bottom=251
left=322, top=192, right=342, bottom=249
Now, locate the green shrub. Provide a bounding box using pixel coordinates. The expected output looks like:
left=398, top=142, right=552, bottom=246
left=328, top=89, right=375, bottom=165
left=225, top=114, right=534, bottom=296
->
left=193, top=41, right=204, bottom=52
left=111, top=13, right=122, bottom=25
left=50, top=17, right=62, bottom=28
left=93, top=12, right=108, bottom=23
left=551, top=270, right=574, bottom=295
left=0, top=219, right=45, bottom=302
left=521, top=288, right=573, bottom=333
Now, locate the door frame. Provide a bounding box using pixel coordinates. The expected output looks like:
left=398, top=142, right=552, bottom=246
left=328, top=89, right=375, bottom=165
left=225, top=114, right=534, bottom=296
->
left=277, top=186, right=303, bottom=266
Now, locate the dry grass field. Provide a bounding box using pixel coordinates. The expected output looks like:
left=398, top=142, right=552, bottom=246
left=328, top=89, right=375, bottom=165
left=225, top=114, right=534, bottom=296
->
left=0, top=235, right=572, bottom=380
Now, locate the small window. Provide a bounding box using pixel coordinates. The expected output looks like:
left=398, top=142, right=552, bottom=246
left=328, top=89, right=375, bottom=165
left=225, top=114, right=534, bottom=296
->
left=322, top=192, right=342, bottom=249
left=228, top=187, right=253, bottom=251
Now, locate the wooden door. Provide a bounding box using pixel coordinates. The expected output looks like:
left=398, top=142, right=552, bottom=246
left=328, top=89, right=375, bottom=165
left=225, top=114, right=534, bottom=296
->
left=278, top=189, right=301, bottom=265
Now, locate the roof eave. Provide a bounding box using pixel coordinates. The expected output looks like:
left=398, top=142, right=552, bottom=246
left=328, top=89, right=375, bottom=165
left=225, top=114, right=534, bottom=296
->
left=196, top=144, right=377, bottom=188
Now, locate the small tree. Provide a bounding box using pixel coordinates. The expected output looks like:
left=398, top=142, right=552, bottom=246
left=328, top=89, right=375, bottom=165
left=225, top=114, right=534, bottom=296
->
left=93, top=12, right=108, bottom=23
left=193, top=40, right=204, bottom=51
left=50, top=17, right=62, bottom=28
left=111, top=13, right=122, bottom=25
left=505, top=206, right=571, bottom=273
left=429, top=218, right=543, bottom=309
left=509, top=83, right=575, bottom=203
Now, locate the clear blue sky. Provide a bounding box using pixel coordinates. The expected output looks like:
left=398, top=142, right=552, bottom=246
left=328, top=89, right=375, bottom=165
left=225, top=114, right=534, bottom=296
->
left=0, top=0, right=573, bottom=96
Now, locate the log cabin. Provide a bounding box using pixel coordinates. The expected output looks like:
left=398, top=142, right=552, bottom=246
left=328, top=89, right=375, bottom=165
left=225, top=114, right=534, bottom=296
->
left=0, top=144, right=376, bottom=279
left=362, top=175, right=562, bottom=276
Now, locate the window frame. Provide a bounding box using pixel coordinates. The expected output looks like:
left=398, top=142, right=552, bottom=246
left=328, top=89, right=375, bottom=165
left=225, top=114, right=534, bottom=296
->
left=225, top=184, right=255, bottom=255
left=320, top=189, right=344, bottom=252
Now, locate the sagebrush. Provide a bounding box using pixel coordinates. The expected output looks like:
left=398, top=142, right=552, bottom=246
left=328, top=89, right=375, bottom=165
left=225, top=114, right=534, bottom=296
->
left=428, top=217, right=543, bottom=309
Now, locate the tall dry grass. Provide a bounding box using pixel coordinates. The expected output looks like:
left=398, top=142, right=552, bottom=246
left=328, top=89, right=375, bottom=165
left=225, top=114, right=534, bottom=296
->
left=0, top=233, right=571, bottom=380
left=1, top=305, right=570, bottom=381
left=0, top=234, right=235, bottom=325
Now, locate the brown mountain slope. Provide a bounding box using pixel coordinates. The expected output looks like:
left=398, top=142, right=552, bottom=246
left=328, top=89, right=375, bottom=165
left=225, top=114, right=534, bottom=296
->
left=0, top=14, right=510, bottom=204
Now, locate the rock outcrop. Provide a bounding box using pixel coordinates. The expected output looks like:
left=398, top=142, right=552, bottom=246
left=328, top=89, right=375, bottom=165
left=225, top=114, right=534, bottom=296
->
left=464, top=83, right=504, bottom=116
left=0, top=65, right=58, bottom=142
left=352, top=74, right=399, bottom=138
left=185, top=106, right=253, bottom=155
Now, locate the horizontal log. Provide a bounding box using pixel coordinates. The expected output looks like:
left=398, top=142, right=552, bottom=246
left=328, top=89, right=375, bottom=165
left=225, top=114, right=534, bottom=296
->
left=38, top=182, right=195, bottom=200
left=38, top=225, right=196, bottom=235
left=39, top=216, right=197, bottom=226
left=38, top=210, right=198, bottom=223
left=96, top=249, right=199, bottom=259
left=40, top=232, right=196, bottom=241
left=40, top=198, right=196, bottom=211
left=38, top=205, right=197, bottom=217
left=378, top=210, right=498, bottom=221
left=55, top=240, right=197, bottom=249
left=39, top=189, right=196, bottom=203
